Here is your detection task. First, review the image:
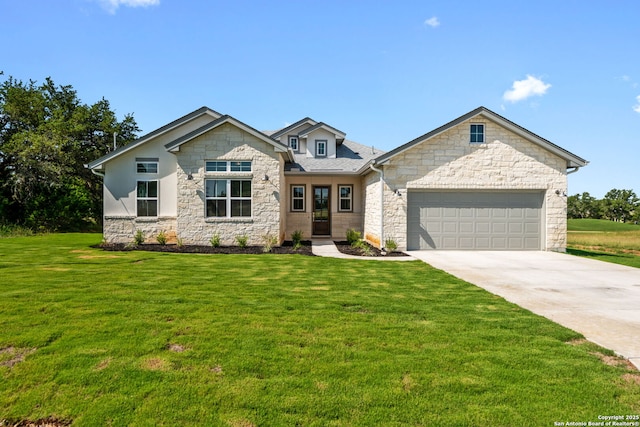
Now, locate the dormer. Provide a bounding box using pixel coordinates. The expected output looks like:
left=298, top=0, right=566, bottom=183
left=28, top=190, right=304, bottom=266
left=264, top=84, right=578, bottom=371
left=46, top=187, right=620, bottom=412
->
left=270, top=118, right=318, bottom=154
left=270, top=119, right=346, bottom=159
left=297, top=123, right=346, bottom=159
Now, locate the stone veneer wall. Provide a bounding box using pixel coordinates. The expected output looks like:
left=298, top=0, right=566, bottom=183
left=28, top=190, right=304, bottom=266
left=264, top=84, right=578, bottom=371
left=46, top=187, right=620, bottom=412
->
left=103, top=216, right=177, bottom=244
left=174, top=123, right=282, bottom=246
left=364, top=118, right=568, bottom=251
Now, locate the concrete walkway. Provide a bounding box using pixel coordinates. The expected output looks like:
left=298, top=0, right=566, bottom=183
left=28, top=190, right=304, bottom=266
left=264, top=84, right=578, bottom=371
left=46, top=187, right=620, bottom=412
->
left=311, top=239, right=414, bottom=261
left=408, top=250, right=640, bottom=369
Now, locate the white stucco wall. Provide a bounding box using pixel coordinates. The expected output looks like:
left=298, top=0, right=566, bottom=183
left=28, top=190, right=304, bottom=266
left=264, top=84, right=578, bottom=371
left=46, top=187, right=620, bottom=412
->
left=363, top=117, right=569, bottom=251
left=102, top=114, right=215, bottom=243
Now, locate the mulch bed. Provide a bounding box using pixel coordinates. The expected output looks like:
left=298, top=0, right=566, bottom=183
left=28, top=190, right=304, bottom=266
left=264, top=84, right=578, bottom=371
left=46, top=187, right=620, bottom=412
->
left=96, top=240, right=408, bottom=258
left=96, top=240, right=314, bottom=256
left=333, top=241, right=409, bottom=257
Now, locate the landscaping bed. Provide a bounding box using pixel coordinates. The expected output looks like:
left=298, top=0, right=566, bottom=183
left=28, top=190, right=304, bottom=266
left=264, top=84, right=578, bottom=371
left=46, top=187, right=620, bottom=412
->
left=333, top=240, right=409, bottom=257
left=96, top=240, right=314, bottom=256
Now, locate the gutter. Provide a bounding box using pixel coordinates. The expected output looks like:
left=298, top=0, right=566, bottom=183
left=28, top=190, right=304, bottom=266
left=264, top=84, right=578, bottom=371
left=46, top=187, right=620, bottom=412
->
left=369, top=162, right=385, bottom=249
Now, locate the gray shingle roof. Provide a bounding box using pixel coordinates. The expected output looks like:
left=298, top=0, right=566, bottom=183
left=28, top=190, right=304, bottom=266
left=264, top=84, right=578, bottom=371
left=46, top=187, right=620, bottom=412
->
left=285, top=139, right=385, bottom=174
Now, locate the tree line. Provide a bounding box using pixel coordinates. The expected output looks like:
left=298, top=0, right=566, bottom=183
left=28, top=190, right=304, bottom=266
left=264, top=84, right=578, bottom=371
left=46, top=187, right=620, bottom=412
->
left=568, top=189, right=640, bottom=223
left=0, top=73, right=139, bottom=231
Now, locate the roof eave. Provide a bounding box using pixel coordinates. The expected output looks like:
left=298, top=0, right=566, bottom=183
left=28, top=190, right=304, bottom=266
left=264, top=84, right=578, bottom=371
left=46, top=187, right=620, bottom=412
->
left=86, top=106, right=222, bottom=170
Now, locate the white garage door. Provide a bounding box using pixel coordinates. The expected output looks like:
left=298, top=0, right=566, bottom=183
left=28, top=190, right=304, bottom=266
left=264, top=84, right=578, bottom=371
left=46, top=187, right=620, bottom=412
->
left=407, top=191, right=544, bottom=250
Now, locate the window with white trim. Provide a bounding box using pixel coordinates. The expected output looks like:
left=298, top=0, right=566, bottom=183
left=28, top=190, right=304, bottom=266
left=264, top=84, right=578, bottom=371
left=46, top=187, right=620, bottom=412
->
left=137, top=180, right=158, bottom=217
left=205, top=179, right=252, bottom=217
left=206, top=160, right=252, bottom=172
left=338, top=185, right=353, bottom=212
left=316, top=140, right=327, bottom=157
left=470, top=124, right=485, bottom=144
left=291, top=185, right=305, bottom=211
left=288, top=136, right=299, bottom=151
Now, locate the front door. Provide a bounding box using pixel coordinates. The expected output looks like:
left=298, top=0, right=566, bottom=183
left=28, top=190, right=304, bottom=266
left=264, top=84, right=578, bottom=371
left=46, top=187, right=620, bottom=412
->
left=313, top=186, right=331, bottom=235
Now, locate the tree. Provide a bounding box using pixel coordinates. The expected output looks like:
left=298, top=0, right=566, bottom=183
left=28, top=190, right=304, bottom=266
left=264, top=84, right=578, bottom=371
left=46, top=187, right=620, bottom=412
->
left=0, top=74, right=139, bottom=230
left=601, top=189, right=639, bottom=223
left=567, top=192, right=601, bottom=219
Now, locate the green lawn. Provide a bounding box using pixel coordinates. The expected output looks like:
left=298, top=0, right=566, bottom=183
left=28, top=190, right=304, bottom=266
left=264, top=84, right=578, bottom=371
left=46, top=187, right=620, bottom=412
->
left=1, top=234, right=639, bottom=426
left=568, top=219, right=640, bottom=267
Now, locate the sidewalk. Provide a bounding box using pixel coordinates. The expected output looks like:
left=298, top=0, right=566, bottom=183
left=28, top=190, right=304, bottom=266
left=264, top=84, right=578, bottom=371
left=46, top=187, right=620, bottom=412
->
left=311, top=239, right=414, bottom=261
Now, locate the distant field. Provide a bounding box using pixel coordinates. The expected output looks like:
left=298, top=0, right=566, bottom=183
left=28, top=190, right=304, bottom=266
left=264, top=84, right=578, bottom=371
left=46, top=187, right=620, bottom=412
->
left=568, top=218, right=640, bottom=232
left=567, top=219, right=640, bottom=267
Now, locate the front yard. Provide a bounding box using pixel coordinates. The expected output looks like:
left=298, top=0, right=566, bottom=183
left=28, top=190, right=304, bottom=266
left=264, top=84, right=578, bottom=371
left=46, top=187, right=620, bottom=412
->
left=1, top=234, right=638, bottom=426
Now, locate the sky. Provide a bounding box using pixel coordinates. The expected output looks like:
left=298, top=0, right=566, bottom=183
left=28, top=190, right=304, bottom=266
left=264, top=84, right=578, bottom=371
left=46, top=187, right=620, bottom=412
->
left=2, top=0, right=639, bottom=198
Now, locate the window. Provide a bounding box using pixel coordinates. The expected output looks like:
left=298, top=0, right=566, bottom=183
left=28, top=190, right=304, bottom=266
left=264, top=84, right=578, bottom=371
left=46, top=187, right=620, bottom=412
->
left=206, top=161, right=227, bottom=172
left=291, top=185, right=305, bottom=211
left=206, top=160, right=251, bottom=172
left=205, top=179, right=252, bottom=218
left=288, top=136, right=299, bottom=151
left=316, top=140, right=327, bottom=157
left=338, top=185, right=353, bottom=212
left=470, top=124, right=485, bottom=144
left=230, top=161, right=252, bottom=172
left=136, top=160, right=158, bottom=174
left=137, top=180, right=158, bottom=217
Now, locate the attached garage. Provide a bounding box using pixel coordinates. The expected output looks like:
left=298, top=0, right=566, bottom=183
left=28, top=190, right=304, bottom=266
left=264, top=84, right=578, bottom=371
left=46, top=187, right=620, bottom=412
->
left=407, top=191, right=544, bottom=250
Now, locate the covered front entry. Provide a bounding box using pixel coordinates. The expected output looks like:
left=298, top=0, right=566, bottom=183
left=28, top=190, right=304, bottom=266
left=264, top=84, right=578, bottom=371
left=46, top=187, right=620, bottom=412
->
left=313, top=186, right=331, bottom=235
left=407, top=191, right=544, bottom=250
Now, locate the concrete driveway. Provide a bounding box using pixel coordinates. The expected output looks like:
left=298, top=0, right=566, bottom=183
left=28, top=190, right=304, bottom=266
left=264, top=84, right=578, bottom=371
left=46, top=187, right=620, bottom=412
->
left=407, top=250, right=640, bottom=369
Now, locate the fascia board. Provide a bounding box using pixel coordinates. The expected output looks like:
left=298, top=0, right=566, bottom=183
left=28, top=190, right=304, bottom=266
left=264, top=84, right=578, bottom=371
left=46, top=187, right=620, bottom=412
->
left=86, top=106, right=221, bottom=170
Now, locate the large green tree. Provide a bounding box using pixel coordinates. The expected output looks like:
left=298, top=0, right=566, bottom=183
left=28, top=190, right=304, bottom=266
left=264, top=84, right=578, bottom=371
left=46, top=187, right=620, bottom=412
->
left=600, top=188, right=639, bottom=223
left=567, top=192, right=601, bottom=219
left=0, top=73, right=139, bottom=230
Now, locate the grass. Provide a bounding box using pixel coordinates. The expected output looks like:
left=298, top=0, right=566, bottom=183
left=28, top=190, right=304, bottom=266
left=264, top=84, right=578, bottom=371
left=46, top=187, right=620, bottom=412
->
left=568, top=219, right=640, bottom=267
left=1, top=234, right=639, bottom=426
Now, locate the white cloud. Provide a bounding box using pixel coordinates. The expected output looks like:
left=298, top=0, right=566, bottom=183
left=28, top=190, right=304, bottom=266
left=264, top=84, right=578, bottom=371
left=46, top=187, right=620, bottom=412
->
left=503, top=75, right=551, bottom=103
left=633, top=95, right=640, bottom=114
left=99, top=0, right=159, bottom=14
left=424, top=17, right=440, bottom=28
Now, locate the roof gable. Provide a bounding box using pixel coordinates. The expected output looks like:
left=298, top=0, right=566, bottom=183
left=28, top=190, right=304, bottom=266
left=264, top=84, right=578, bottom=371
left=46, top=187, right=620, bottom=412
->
left=87, top=106, right=222, bottom=170
left=269, top=118, right=318, bottom=140
left=297, top=122, right=346, bottom=143
left=374, top=106, right=588, bottom=168
left=164, top=115, right=291, bottom=159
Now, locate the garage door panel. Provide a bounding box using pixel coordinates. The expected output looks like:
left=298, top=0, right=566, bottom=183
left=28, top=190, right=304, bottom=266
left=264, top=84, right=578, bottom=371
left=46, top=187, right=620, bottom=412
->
left=460, top=222, right=474, bottom=233
left=407, top=191, right=543, bottom=250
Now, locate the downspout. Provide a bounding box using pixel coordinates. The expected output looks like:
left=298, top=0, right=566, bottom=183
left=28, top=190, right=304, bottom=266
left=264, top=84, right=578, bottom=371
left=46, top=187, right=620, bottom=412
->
left=90, top=168, right=105, bottom=178
left=369, top=162, right=385, bottom=249
left=566, top=166, right=580, bottom=175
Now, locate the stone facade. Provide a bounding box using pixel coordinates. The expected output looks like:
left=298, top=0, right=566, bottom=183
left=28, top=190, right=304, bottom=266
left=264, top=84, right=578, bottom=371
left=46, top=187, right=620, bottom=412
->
left=174, top=123, right=282, bottom=246
left=103, top=216, right=177, bottom=244
left=364, top=118, right=568, bottom=251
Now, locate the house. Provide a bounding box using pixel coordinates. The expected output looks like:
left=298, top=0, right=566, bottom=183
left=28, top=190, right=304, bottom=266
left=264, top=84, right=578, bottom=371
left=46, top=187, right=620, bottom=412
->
left=87, top=106, right=587, bottom=251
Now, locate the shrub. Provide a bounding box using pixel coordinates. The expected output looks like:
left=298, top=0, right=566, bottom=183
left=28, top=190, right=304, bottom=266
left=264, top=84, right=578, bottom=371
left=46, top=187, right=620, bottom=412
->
left=236, top=234, right=248, bottom=248
left=262, top=234, right=278, bottom=253
left=385, top=239, right=398, bottom=253
left=291, top=230, right=303, bottom=245
left=156, top=231, right=167, bottom=246
left=133, top=229, right=145, bottom=246
left=210, top=234, right=221, bottom=248
left=352, top=239, right=373, bottom=256
left=176, top=237, right=184, bottom=248
left=346, top=228, right=362, bottom=246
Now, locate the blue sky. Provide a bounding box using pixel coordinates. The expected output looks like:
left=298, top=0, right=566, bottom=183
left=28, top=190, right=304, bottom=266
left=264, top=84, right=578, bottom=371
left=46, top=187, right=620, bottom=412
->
left=3, top=0, right=639, bottom=198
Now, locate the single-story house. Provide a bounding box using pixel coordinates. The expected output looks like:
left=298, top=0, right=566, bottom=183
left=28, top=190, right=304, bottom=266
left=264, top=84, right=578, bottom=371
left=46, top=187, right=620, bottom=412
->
left=87, top=106, right=587, bottom=251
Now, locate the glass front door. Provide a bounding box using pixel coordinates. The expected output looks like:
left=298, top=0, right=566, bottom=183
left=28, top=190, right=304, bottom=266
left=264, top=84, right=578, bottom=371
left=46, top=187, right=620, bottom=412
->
left=313, top=186, right=330, bottom=235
